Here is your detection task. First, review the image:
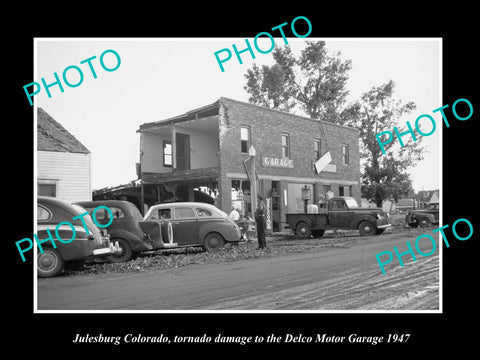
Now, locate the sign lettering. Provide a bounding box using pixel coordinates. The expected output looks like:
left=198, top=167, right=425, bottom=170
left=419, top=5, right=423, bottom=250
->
left=262, top=156, right=294, bottom=169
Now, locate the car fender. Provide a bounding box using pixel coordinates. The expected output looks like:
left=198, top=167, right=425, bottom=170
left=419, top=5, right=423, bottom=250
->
left=414, top=213, right=435, bottom=223
left=350, top=215, right=377, bottom=230
left=36, top=227, right=94, bottom=262
left=198, top=220, right=239, bottom=242
left=107, top=228, right=152, bottom=252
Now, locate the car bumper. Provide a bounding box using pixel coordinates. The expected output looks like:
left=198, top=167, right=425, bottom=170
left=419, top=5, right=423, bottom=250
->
left=376, top=218, right=391, bottom=229
left=93, top=237, right=122, bottom=256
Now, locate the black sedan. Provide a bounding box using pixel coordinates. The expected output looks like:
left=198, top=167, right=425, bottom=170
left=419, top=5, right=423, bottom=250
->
left=77, top=200, right=173, bottom=262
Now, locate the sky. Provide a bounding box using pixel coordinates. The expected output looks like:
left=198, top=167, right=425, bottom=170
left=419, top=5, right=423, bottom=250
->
left=35, top=38, right=441, bottom=192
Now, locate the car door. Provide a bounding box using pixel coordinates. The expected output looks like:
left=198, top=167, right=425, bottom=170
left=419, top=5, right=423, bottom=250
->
left=328, top=199, right=354, bottom=228
left=172, top=206, right=198, bottom=245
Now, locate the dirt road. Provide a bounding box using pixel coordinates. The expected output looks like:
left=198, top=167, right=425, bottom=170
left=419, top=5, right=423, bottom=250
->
left=37, top=228, right=440, bottom=311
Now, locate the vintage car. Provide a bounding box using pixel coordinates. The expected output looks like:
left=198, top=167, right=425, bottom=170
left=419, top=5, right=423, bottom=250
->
left=144, top=202, right=242, bottom=251
left=405, top=202, right=439, bottom=228
left=37, top=196, right=118, bottom=277
left=77, top=200, right=173, bottom=262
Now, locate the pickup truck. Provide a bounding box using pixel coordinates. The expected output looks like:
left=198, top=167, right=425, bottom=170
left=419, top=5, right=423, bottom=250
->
left=285, top=196, right=391, bottom=238
left=405, top=202, right=439, bottom=228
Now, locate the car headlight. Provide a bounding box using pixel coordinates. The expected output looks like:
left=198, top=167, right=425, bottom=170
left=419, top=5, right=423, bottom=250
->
left=376, top=213, right=381, bottom=219
left=386, top=212, right=390, bottom=218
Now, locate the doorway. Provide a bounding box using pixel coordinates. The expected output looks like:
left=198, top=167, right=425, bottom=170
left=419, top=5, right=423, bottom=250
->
left=176, top=133, right=190, bottom=171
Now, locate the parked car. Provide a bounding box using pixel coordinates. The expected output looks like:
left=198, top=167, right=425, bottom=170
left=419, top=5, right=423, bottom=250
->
left=77, top=200, right=171, bottom=262
left=144, top=202, right=242, bottom=251
left=405, top=202, right=439, bottom=228
left=37, top=196, right=118, bottom=277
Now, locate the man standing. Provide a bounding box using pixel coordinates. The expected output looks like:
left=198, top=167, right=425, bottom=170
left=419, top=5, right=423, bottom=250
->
left=255, top=194, right=267, bottom=249
left=229, top=206, right=240, bottom=221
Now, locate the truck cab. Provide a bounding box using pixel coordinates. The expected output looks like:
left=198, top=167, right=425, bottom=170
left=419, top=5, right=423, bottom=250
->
left=406, top=202, right=439, bottom=228
left=285, top=196, right=391, bottom=238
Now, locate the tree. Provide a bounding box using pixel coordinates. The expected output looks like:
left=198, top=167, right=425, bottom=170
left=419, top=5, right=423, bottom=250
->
left=244, top=41, right=352, bottom=122
left=341, top=80, right=424, bottom=207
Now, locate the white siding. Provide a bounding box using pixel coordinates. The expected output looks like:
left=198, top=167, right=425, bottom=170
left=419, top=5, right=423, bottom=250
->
left=140, top=129, right=218, bottom=174
left=37, top=151, right=92, bottom=202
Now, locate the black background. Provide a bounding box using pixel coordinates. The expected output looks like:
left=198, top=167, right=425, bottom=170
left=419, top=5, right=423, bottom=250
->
left=6, top=4, right=478, bottom=356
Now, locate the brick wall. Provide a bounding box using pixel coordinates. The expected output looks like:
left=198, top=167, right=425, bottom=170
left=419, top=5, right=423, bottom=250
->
left=217, top=98, right=360, bottom=212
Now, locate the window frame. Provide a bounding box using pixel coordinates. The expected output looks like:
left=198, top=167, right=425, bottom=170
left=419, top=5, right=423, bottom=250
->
left=174, top=207, right=196, bottom=219
left=163, top=140, right=172, bottom=168
left=240, top=126, right=251, bottom=153
left=281, top=133, right=290, bottom=158
left=314, top=139, right=321, bottom=160
left=342, top=143, right=349, bottom=165
left=38, top=180, right=57, bottom=197
left=37, top=204, right=52, bottom=222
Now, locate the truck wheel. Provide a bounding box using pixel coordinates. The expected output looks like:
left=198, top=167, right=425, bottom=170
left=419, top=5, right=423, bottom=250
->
left=106, top=238, right=133, bottom=263
left=359, top=220, right=377, bottom=236
left=418, top=218, right=431, bottom=228
left=296, top=222, right=311, bottom=239
left=312, top=229, right=325, bottom=238
left=38, top=248, right=64, bottom=278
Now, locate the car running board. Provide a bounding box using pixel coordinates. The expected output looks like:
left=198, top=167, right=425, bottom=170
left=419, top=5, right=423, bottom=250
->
left=162, top=243, right=178, bottom=248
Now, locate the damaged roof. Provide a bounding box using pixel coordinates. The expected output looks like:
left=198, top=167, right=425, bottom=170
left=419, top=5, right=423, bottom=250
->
left=37, top=108, right=90, bottom=154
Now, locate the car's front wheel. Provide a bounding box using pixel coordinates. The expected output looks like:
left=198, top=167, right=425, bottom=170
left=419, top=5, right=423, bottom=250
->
left=359, top=220, right=377, bottom=236
left=204, top=232, right=225, bottom=251
left=38, top=248, right=64, bottom=278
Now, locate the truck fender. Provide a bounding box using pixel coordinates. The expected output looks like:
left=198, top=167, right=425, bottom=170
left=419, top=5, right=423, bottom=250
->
left=350, top=215, right=377, bottom=230
left=420, top=213, right=435, bottom=222
left=415, top=213, right=435, bottom=226
left=294, top=216, right=314, bottom=229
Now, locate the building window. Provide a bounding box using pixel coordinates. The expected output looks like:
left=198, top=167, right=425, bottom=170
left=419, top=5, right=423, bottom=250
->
left=38, top=181, right=57, bottom=197
left=314, top=139, right=321, bottom=160
left=163, top=141, right=172, bottom=167
left=241, top=126, right=251, bottom=153
left=339, top=186, right=351, bottom=197
left=342, top=144, right=349, bottom=165
left=281, top=133, right=290, bottom=158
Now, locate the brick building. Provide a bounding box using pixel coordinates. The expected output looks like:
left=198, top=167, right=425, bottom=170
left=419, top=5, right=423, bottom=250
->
left=137, top=97, right=360, bottom=231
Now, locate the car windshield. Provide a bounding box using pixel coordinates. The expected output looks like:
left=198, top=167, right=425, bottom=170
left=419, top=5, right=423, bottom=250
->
left=344, top=197, right=359, bottom=208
